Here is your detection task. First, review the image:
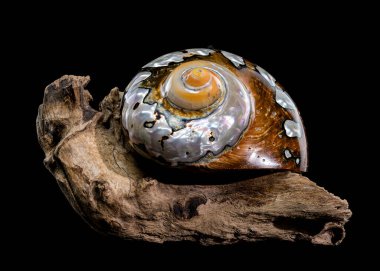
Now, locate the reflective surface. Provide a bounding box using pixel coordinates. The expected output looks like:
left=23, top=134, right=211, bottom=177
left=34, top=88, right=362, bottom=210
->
left=123, top=60, right=252, bottom=165
left=122, top=49, right=308, bottom=172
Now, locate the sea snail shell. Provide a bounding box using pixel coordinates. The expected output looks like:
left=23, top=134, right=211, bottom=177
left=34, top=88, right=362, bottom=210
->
left=122, top=49, right=307, bottom=172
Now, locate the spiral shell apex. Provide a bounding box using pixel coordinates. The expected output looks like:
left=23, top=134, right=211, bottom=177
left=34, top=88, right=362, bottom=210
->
left=122, top=49, right=308, bottom=172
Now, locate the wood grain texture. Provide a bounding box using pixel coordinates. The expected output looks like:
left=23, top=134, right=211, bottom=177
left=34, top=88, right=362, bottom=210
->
left=36, top=75, right=351, bottom=245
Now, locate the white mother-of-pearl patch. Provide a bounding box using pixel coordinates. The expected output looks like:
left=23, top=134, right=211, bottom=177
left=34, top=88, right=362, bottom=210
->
left=275, top=85, right=296, bottom=110
left=284, top=120, right=302, bottom=138
left=284, top=149, right=292, bottom=159
left=143, top=49, right=215, bottom=68
left=221, top=51, right=245, bottom=67
left=256, top=65, right=276, bottom=87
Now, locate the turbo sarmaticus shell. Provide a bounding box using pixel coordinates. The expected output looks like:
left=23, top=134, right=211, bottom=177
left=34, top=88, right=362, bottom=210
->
left=122, top=49, right=307, bottom=172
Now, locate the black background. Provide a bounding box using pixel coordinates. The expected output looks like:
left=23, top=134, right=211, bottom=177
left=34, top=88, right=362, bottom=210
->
left=7, top=3, right=371, bottom=268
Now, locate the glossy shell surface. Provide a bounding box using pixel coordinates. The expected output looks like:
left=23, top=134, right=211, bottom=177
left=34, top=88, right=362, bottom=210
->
left=122, top=49, right=308, bottom=172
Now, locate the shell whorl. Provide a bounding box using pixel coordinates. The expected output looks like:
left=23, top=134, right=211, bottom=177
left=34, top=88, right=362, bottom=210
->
left=122, top=55, right=252, bottom=165
left=122, top=49, right=308, bottom=172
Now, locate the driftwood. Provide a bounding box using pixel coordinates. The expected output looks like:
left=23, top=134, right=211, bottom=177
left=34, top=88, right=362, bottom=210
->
left=36, top=75, right=352, bottom=245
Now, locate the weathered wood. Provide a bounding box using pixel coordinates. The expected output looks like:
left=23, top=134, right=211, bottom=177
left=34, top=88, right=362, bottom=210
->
left=36, top=75, right=351, bottom=245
